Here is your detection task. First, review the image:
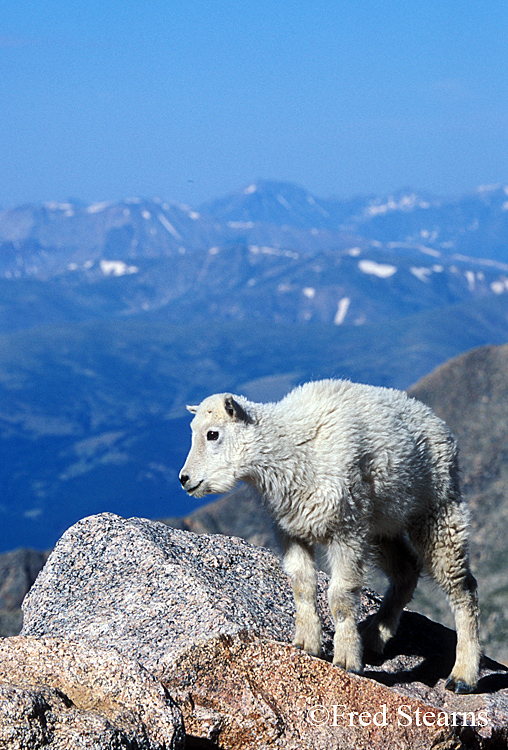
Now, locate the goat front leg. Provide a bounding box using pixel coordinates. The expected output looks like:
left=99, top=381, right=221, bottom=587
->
left=282, top=536, right=322, bottom=657
left=327, top=537, right=365, bottom=674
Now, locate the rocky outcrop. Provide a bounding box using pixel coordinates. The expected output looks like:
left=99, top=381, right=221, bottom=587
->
left=1, top=512, right=505, bottom=748
left=165, top=632, right=507, bottom=750
left=0, top=636, right=184, bottom=749
left=22, top=512, right=314, bottom=669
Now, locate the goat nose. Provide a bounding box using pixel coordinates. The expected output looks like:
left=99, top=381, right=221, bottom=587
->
left=179, top=473, right=189, bottom=487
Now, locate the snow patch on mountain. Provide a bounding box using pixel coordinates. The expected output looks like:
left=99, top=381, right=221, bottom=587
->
left=100, top=260, right=139, bottom=277
left=334, top=297, right=350, bottom=325
left=411, top=267, right=432, bottom=283
left=491, top=278, right=508, bottom=294
left=358, top=259, right=397, bottom=278
left=365, top=193, right=432, bottom=217
left=276, top=193, right=291, bottom=210
left=249, top=245, right=299, bottom=260
left=158, top=214, right=182, bottom=240
left=86, top=202, right=110, bottom=214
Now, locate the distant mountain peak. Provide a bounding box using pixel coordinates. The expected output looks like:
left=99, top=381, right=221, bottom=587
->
left=198, top=179, right=333, bottom=228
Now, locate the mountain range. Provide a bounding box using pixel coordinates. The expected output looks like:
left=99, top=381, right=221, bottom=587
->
left=0, top=180, right=507, bottom=553
left=2, top=181, right=508, bottom=329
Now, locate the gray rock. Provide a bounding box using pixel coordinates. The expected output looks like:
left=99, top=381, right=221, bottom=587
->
left=19, top=513, right=508, bottom=748
left=22, top=512, right=365, bottom=671
left=0, top=636, right=184, bottom=749
left=0, top=679, right=148, bottom=749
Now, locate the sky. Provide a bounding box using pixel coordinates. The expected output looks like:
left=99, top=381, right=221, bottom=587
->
left=1, top=0, right=508, bottom=208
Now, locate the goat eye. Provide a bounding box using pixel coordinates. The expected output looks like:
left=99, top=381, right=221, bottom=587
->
left=207, top=430, right=219, bottom=441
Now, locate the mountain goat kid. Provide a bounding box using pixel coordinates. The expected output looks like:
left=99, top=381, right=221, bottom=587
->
left=179, top=379, right=481, bottom=693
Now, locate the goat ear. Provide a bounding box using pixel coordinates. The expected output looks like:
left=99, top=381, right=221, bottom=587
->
left=186, top=404, right=199, bottom=414
left=224, top=395, right=253, bottom=424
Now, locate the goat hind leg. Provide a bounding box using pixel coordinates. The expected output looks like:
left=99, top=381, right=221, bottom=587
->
left=442, top=565, right=481, bottom=693
left=363, top=535, right=421, bottom=656
left=414, top=512, right=481, bottom=694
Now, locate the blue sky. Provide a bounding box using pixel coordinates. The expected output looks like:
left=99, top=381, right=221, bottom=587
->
left=1, top=1, right=507, bottom=207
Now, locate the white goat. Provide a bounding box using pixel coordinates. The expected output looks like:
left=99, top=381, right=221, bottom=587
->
left=179, top=379, right=481, bottom=693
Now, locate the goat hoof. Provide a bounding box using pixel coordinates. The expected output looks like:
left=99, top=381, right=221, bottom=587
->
left=445, top=677, right=475, bottom=694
